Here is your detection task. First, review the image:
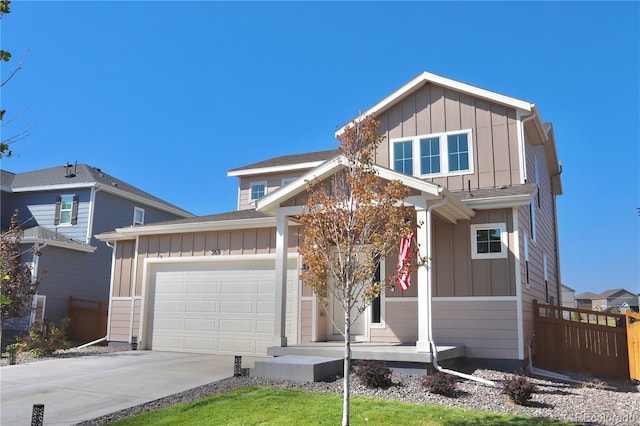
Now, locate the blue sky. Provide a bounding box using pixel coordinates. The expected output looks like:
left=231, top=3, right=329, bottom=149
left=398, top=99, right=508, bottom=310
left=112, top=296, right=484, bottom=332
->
left=1, top=1, right=638, bottom=297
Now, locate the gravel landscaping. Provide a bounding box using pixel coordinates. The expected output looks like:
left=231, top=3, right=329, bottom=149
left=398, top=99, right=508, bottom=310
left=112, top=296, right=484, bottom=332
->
left=3, top=345, right=639, bottom=425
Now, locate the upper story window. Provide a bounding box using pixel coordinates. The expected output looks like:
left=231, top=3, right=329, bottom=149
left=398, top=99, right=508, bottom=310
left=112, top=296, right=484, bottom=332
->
left=250, top=181, right=267, bottom=204
left=391, top=130, right=473, bottom=178
left=470, top=223, right=507, bottom=260
left=54, top=194, right=78, bottom=226
left=133, top=207, right=145, bottom=225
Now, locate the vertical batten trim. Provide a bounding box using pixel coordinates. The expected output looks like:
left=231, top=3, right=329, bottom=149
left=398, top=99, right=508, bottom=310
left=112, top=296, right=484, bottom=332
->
left=513, top=207, right=524, bottom=360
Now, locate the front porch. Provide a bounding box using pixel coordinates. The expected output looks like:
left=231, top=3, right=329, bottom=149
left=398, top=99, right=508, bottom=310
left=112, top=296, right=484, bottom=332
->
left=267, top=341, right=465, bottom=364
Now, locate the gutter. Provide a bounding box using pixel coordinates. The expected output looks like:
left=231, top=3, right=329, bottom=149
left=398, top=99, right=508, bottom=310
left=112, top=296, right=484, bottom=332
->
left=426, top=197, right=502, bottom=388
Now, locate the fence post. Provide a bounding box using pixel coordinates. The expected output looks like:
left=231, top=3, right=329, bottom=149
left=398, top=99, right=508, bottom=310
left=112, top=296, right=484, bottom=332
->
left=31, top=404, right=44, bottom=426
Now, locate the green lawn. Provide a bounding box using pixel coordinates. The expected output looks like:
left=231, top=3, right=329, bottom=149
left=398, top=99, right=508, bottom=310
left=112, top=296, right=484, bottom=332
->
left=112, top=386, right=573, bottom=425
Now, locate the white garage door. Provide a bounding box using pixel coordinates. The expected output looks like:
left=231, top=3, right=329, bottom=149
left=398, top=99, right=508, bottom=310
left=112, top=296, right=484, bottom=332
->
left=148, top=259, right=298, bottom=355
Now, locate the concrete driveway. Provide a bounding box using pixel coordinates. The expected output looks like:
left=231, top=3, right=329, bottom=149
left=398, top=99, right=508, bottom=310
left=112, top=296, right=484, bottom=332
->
left=1, top=350, right=260, bottom=426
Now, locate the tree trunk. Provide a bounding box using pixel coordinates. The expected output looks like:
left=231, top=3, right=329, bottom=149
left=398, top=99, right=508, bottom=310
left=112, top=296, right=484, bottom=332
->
left=342, top=317, right=351, bottom=426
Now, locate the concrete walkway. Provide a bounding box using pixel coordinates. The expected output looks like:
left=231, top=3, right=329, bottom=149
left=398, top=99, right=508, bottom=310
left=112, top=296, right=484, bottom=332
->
left=0, top=350, right=260, bottom=426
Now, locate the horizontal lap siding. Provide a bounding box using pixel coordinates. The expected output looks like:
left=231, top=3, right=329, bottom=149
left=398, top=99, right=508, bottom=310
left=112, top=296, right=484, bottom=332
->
left=370, top=300, right=417, bottom=343
left=300, top=299, right=313, bottom=343
left=376, top=83, right=520, bottom=190
left=433, top=299, right=519, bottom=359
left=109, top=299, right=132, bottom=342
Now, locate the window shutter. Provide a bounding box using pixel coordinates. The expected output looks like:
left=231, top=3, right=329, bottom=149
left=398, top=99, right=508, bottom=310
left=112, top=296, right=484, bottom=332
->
left=54, top=196, right=62, bottom=225
left=71, top=195, right=79, bottom=225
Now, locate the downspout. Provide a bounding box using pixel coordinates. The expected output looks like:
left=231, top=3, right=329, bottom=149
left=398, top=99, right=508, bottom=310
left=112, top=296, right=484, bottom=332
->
left=75, top=239, right=114, bottom=349
left=550, top=164, right=563, bottom=306
left=519, top=112, right=537, bottom=184
left=426, top=197, right=502, bottom=388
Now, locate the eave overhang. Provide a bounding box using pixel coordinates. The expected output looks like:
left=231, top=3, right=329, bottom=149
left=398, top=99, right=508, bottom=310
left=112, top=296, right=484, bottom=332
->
left=227, top=161, right=327, bottom=177
left=95, top=216, right=276, bottom=242
left=21, top=238, right=97, bottom=253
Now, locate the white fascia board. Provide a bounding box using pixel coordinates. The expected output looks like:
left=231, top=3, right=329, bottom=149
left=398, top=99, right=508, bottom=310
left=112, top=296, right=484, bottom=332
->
left=95, top=217, right=276, bottom=241
left=10, top=182, right=96, bottom=192
left=336, top=71, right=533, bottom=136
left=461, top=193, right=535, bottom=210
left=227, top=161, right=326, bottom=177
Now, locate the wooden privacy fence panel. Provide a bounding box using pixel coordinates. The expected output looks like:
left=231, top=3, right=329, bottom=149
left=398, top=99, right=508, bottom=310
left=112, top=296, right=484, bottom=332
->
left=627, top=311, right=640, bottom=383
left=68, top=297, right=108, bottom=342
left=533, top=300, right=628, bottom=378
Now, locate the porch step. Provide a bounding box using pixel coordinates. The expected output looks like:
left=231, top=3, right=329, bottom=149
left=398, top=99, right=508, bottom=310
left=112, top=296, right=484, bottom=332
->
left=252, top=355, right=343, bottom=382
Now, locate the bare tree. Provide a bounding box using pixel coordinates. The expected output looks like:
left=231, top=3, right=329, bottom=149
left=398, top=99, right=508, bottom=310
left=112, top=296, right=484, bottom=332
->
left=297, top=115, right=413, bottom=426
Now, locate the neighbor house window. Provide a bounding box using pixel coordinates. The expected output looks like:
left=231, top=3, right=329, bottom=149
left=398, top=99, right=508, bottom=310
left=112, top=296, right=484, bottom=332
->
left=54, top=194, right=78, bottom=225
left=471, top=223, right=507, bottom=259
left=133, top=207, right=145, bottom=225
left=250, top=182, right=267, bottom=203
left=391, top=130, right=473, bottom=178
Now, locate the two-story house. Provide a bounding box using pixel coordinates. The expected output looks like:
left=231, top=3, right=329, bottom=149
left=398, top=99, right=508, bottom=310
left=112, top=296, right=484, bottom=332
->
left=1, top=163, right=193, bottom=337
left=96, top=71, right=563, bottom=365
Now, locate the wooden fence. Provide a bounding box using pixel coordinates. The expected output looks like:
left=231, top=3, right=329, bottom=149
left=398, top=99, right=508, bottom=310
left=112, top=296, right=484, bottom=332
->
left=627, top=311, right=640, bottom=383
left=68, top=297, right=108, bottom=342
left=533, top=300, right=628, bottom=378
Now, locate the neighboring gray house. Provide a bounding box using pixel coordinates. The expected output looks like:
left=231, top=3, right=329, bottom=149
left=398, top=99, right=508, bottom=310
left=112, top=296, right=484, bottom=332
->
left=1, top=163, right=193, bottom=335
left=561, top=284, right=576, bottom=309
left=575, top=288, right=639, bottom=312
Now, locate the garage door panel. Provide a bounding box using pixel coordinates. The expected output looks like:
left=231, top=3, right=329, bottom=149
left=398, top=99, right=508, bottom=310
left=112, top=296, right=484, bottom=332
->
left=184, top=337, right=216, bottom=351
left=219, top=338, right=254, bottom=353
left=219, top=318, right=254, bottom=333
left=185, top=300, right=217, bottom=313
left=150, top=259, right=298, bottom=355
left=184, top=318, right=215, bottom=331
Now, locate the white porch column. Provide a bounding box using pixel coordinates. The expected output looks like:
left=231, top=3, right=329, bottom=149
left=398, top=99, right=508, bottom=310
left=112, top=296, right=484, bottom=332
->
left=415, top=207, right=431, bottom=352
left=273, top=209, right=288, bottom=347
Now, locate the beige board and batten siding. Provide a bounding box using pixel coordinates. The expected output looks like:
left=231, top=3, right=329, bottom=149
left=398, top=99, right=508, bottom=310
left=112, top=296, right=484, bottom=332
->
left=370, top=299, right=418, bottom=343
left=519, top=138, right=561, bottom=353
left=433, top=209, right=516, bottom=298
left=374, top=83, right=521, bottom=191
left=108, top=226, right=302, bottom=345
left=238, top=171, right=309, bottom=211
left=432, top=299, right=519, bottom=359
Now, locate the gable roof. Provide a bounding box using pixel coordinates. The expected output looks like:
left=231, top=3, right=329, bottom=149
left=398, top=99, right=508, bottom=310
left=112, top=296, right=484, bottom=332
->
left=256, top=154, right=475, bottom=224
left=575, top=291, right=598, bottom=300
left=336, top=71, right=563, bottom=196
left=336, top=71, right=533, bottom=137
left=228, top=150, right=340, bottom=177
left=2, top=163, right=193, bottom=218
left=596, top=288, right=635, bottom=299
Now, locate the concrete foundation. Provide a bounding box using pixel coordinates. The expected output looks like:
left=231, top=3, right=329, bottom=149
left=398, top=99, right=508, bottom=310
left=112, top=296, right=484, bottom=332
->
left=253, top=355, right=343, bottom=382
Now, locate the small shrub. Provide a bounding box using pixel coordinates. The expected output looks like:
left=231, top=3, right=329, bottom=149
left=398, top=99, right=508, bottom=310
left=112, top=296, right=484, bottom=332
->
left=502, top=374, right=536, bottom=405
left=421, top=370, right=458, bottom=397
left=354, top=360, right=392, bottom=389
left=12, top=318, right=71, bottom=357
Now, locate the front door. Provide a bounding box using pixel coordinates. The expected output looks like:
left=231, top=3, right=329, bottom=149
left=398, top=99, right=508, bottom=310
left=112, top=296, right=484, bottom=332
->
left=326, top=252, right=370, bottom=341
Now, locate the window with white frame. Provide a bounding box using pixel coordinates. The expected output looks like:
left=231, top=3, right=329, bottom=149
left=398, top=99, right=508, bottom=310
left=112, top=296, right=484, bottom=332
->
left=281, top=177, right=295, bottom=187
left=524, top=236, right=530, bottom=287
left=133, top=207, right=145, bottom=225
left=55, top=194, right=77, bottom=225
left=249, top=181, right=267, bottom=203
left=470, top=223, right=508, bottom=259
left=391, top=130, right=473, bottom=178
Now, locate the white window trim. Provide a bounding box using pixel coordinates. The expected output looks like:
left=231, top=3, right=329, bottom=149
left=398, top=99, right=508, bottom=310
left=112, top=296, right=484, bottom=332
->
left=249, top=181, right=268, bottom=204
left=390, top=129, right=474, bottom=178
left=133, top=207, right=145, bottom=225
left=470, top=222, right=508, bottom=260
left=524, top=236, right=531, bottom=289
left=370, top=258, right=386, bottom=328
left=59, top=194, right=74, bottom=225
left=530, top=200, right=537, bottom=243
